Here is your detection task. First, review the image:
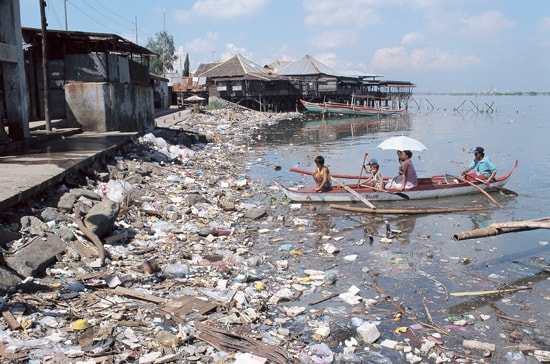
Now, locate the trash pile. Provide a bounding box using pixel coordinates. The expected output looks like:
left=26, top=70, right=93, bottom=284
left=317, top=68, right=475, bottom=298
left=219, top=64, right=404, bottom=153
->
left=0, top=105, right=549, bottom=364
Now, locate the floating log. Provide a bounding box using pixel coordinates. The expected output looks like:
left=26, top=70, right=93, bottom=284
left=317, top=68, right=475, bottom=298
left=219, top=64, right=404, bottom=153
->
left=453, top=217, right=550, bottom=240
left=330, top=204, right=489, bottom=215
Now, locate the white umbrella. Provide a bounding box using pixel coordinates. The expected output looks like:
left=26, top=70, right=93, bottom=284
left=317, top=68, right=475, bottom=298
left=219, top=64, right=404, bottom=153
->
left=377, top=136, right=427, bottom=151
left=184, top=95, right=205, bottom=102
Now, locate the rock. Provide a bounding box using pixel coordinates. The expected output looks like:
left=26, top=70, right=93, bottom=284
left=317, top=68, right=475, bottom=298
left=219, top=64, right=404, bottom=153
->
left=0, top=226, right=20, bottom=245
left=83, top=199, right=120, bottom=238
left=0, top=265, right=23, bottom=294
left=40, top=206, right=69, bottom=222
left=4, top=234, right=66, bottom=277
left=243, top=206, right=267, bottom=220
left=57, top=191, right=76, bottom=211
left=20, top=215, right=50, bottom=236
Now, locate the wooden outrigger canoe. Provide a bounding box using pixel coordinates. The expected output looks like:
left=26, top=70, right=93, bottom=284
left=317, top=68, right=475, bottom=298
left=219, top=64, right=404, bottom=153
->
left=300, top=97, right=406, bottom=117
left=276, top=160, right=518, bottom=203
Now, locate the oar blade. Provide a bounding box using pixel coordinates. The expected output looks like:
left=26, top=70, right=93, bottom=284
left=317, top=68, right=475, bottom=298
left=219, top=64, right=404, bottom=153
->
left=494, top=185, right=518, bottom=196
left=396, top=192, right=410, bottom=200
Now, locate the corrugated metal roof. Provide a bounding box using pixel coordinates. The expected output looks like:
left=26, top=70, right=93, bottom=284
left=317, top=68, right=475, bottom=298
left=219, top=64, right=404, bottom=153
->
left=21, top=27, right=155, bottom=56
left=197, top=54, right=288, bottom=81
left=275, top=55, right=341, bottom=76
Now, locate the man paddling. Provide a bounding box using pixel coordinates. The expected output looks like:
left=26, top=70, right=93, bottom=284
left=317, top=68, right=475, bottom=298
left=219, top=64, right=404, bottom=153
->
left=461, top=146, right=497, bottom=184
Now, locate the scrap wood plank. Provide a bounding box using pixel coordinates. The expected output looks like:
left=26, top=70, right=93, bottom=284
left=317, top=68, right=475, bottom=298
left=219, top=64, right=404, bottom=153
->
left=194, top=321, right=289, bottom=364
left=0, top=343, right=28, bottom=361
left=157, top=296, right=218, bottom=322
left=1, top=310, right=20, bottom=330
left=113, top=286, right=166, bottom=303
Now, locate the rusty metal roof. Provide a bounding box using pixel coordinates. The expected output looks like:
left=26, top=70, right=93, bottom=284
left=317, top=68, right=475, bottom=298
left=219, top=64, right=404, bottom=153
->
left=197, top=55, right=288, bottom=81
left=275, top=55, right=341, bottom=76
left=22, top=27, right=155, bottom=57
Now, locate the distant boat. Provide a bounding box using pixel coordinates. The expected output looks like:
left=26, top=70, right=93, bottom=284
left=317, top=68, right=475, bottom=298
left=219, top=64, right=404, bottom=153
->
left=300, top=95, right=406, bottom=117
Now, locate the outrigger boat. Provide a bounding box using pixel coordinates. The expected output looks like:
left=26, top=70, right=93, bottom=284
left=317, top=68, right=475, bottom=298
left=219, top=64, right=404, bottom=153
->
left=300, top=95, right=406, bottom=117
left=276, top=161, right=518, bottom=203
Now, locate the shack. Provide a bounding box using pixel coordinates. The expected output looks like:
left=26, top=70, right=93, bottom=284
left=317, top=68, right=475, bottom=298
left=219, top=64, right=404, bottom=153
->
left=196, top=55, right=301, bottom=112
left=21, top=27, right=156, bottom=132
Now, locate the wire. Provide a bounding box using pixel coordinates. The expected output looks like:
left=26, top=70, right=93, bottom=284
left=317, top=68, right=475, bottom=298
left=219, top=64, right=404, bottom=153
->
left=46, top=0, right=65, bottom=29
left=79, top=0, right=134, bottom=31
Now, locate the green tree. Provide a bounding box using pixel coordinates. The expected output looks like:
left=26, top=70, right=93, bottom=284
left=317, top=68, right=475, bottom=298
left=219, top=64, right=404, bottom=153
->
left=183, top=53, right=190, bottom=76
left=146, top=31, right=177, bottom=76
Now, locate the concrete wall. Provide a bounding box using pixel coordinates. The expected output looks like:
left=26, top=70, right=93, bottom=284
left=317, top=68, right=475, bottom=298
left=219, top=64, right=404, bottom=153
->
left=65, top=82, right=154, bottom=133
left=0, top=0, right=29, bottom=140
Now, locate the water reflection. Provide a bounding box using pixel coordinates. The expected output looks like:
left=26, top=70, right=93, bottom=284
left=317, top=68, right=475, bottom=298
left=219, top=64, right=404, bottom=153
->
left=312, top=210, right=418, bottom=244
left=250, top=113, right=412, bottom=145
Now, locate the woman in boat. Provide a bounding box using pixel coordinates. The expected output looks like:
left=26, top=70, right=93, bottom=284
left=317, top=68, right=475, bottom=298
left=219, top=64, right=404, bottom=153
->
left=312, top=155, right=332, bottom=192
left=387, top=150, right=417, bottom=190
left=361, top=158, right=383, bottom=189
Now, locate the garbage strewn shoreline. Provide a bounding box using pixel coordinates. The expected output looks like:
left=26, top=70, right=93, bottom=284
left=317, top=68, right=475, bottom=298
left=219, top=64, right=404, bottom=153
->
left=0, top=103, right=549, bottom=363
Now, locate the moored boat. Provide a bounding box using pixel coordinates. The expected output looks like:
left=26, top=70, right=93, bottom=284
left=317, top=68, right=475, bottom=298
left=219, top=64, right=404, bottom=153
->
left=276, top=161, right=518, bottom=202
left=300, top=95, right=406, bottom=117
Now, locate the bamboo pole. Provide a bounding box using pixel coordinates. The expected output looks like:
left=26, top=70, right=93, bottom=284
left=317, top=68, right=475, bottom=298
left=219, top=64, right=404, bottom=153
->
left=453, top=217, right=550, bottom=240
left=330, top=204, right=489, bottom=215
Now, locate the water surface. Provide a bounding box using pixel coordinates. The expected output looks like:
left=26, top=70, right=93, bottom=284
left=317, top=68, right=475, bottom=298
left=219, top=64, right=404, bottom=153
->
left=246, top=94, right=550, bottom=358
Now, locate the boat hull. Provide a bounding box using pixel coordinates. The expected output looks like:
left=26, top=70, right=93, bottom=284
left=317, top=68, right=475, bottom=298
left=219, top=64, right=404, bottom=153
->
left=279, top=161, right=518, bottom=202
left=300, top=99, right=405, bottom=117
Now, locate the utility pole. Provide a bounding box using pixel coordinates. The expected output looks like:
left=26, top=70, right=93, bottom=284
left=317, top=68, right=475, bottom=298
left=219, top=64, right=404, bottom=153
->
left=162, top=12, right=165, bottom=77
left=40, top=0, right=51, bottom=132
left=135, top=16, right=138, bottom=44
left=64, top=0, right=68, bottom=30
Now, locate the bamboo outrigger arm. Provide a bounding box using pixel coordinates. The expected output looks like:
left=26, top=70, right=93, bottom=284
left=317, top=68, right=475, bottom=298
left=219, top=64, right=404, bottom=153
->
left=452, top=217, right=550, bottom=240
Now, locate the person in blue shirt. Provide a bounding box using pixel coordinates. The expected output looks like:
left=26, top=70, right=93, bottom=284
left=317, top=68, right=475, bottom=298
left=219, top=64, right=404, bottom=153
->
left=461, top=146, right=497, bottom=184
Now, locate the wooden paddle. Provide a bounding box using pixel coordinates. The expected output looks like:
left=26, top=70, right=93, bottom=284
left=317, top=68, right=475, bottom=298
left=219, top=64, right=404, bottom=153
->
left=369, top=185, right=410, bottom=200
left=450, top=175, right=502, bottom=209
left=331, top=177, right=377, bottom=210
left=357, top=153, right=408, bottom=198
left=357, top=153, right=368, bottom=185
left=474, top=178, right=518, bottom=196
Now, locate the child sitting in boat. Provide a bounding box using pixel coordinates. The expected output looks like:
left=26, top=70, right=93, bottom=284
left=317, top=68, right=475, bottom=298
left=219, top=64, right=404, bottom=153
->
left=360, top=158, right=383, bottom=189
left=312, top=155, right=332, bottom=192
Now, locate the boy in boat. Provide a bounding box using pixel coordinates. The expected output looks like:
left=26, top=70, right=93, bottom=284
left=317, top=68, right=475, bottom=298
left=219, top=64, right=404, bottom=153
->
left=312, top=155, right=332, bottom=192
left=461, top=146, right=497, bottom=184
left=360, top=158, right=383, bottom=189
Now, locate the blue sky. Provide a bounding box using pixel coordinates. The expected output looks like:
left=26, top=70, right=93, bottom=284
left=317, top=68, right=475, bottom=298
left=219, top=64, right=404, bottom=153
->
left=19, top=0, right=550, bottom=93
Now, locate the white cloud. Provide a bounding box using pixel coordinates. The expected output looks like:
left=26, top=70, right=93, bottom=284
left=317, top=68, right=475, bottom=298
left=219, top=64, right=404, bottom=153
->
left=185, top=32, right=220, bottom=55
left=303, top=0, right=381, bottom=49
left=304, top=1, right=380, bottom=28
left=174, top=0, right=269, bottom=22
left=371, top=47, right=480, bottom=70
left=459, top=11, right=516, bottom=38
left=313, top=52, right=338, bottom=69
left=533, top=16, right=550, bottom=47
left=310, top=30, right=359, bottom=49
left=220, top=43, right=253, bottom=61
left=401, top=32, right=424, bottom=45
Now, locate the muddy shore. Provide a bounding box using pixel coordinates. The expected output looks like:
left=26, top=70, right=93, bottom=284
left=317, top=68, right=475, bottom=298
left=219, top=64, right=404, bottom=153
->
left=0, top=101, right=548, bottom=363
